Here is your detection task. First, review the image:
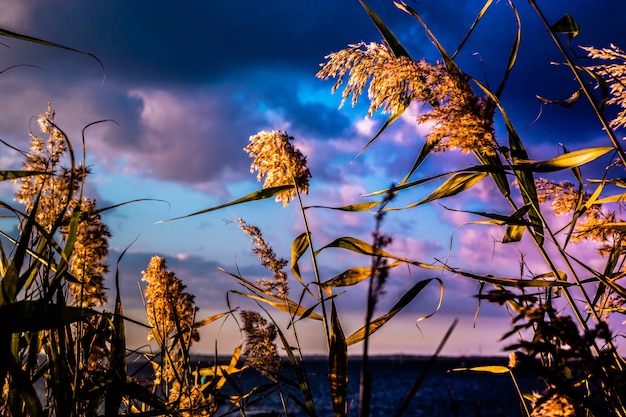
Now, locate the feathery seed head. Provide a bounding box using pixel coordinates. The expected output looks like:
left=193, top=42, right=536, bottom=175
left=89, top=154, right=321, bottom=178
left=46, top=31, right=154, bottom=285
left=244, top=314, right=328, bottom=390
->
left=236, top=217, right=289, bottom=298
left=245, top=130, right=311, bottom=206
left=142, top=256, right=199, bottom=343
left=317, top=42, right=497, bottom=155
left=67, top=198, right=111, bottom=308
left=240, top=310, right=281, bottom=376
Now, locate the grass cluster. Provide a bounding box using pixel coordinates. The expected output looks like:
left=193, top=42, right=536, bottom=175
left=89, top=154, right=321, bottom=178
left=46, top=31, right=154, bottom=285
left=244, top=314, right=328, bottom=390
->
left=2, top=1, right=626, bottom=416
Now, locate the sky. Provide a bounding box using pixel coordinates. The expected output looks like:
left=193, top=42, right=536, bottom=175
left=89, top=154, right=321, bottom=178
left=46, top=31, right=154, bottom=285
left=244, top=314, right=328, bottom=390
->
left=1, top=0, right=626, bottom=357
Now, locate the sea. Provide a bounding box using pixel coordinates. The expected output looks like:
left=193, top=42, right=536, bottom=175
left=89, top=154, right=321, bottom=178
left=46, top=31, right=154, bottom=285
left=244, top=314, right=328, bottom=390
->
left=185, top=355, right=542, bottom=417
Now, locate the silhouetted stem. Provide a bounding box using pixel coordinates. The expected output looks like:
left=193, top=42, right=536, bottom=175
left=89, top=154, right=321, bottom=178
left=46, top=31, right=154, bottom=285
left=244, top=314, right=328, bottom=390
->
left=295, top=185, right=330, bottom=351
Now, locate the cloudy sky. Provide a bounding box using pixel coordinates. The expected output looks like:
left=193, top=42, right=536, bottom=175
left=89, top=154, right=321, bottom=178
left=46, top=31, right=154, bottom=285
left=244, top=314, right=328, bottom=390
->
left=1, top=0, right=626, bottom=357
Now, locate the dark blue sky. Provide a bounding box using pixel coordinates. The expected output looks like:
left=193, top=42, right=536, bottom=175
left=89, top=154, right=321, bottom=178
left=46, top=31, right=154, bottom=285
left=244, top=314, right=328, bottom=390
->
left=1, top=0, right=625, bottom=355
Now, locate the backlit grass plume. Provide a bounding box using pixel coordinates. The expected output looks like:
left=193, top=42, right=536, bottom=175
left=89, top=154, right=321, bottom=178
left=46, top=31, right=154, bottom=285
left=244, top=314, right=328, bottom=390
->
left=317, top=41, right=498, bottom=156
left=240, top=310, right=281, bottom=377
left=583, top=43, right=626, bottom=129
left=14, top=103, right=86, bottom=231
left=236, top=217, right=289, bottom=298
left=142, top=255, right=199, bottom=344
left=245, top=130, right=311, bottom=206
left=67, top=198, right=111, bottom=307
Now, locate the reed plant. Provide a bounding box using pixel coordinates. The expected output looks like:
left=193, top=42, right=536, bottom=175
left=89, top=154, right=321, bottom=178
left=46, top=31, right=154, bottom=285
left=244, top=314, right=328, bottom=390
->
left=2, top=1, right=626, bottom=416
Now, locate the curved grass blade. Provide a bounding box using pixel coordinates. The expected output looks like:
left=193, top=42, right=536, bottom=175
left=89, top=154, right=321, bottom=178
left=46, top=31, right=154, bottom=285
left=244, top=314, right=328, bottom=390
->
left=349, top=112, right=405, bottom=166
left=291, top=232, right=310, bottom=286
left=0, top=301, right=97, bottom=332
left=345, top=278, right=441, bottom=345
left=359, top=0, right=410, bottom=59
left=408, top=172, right=487, bottom=207
left=394, top=1, right=456, bottom=70
left=2, top=349, right=44, bottom=417
left=536, top=89, right=582, bottom=108
left=276, top=339, right=317, bottom=417
left=329, top=301, right=348, bottom=417
left=230, top=290, right=323, bottom=321
left=194, top=311, right=231, bottom=329
left=323, top=261, right=403, bottom=289
left=0, top=27, right=105, bottom=80
left=0, top=170, right=49, bottom=181
left=473, top=78, right=544, bottom=245
left=305, top=201, right=381, bottom=212
left=494, top=0, right=521, bottom=98
left=451, top=365, right=509, bottom=374
left=515, top=146, right=612, bottom=172
left=1, top=194, right=40, bottom=304
left=316, top=236, right=443, bottom=271
left=550, top=14, right=579, bottom=45
left=473, top=150, right=512, bottom=198
left=452, top=0, right=494, bottom=60
left=159, top=185, right=293, bottom=223
left=452, top=269, right=571, bottom=289
left=399, top=139, right=439, bottom=186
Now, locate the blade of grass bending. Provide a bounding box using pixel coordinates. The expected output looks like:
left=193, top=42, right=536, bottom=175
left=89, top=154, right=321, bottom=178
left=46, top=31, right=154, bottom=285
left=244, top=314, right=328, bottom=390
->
left=0, top=27, right=105, bottom=80
left=494, top=0, right=521, bottom=98
left=473, top=149, right=511, bottom=199
left=159, top=184, right=294, bottom=223
left=451, top=365, right=509, bottom=374
left=514, top=146, right=613, bottom=172
left=450, top=269, right=571, bottom=289
left=364, top=165, right=505, bottom=198
left=0, top=170, right=50, bottom=181
left=2, top=347, right=44, bottom=417
left=291, top=232, right=311, bottom=286
left=323, top=261, right=403, bottom=288
left=393, top=318, right=458, bottom=417
left=0, top=301, right=97, bottom=332
left=452, top=0, right=494, bottom=60
left=399, top=139, right=439, bottom=186
left=275, top=325, right=317, bottom=417
left=359, top=0, right=410, bottom=59
left=329, top=301, right=348, bottom=417
left=346, top=278, right=442, bottom=346
left=408, top=172, right=487, bottom=207
left=348, top=112, right=405, bottom=168
left=550, top=14, right=579, bottom=45
left=0, top=193, right=40, bottom=304
left=473, top=78, right=544, bottom=246
left=106, top=238, right=136, bottom=416
left=394, top=1, right=456, bottom=70
left=229, top=290, right=323, bottom=321
left=315, top=236, right=443, bottom=272
left=305, top=201, right=381, bottom=212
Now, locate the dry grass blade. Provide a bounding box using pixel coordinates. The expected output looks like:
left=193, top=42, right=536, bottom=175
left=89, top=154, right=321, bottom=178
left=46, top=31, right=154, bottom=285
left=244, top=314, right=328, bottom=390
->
left=315, top=236, right=443, bottom=271
left=329, top=302, right=348, bottom=417
left=159, top=184, right=294, bottom=223
left=346, top=278, right=441, bottom=346
left=323, top=261, right=403, bottom=288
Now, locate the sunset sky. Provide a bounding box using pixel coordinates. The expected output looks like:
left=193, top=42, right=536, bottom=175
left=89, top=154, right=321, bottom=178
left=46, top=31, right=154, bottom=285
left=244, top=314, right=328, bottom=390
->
left=2, top=0, right=626, bottom=356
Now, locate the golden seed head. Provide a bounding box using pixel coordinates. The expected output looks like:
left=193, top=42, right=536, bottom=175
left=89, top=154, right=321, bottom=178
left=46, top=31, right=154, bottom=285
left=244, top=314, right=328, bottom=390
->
left=236, top=217, right=289, bottom=298
left=142, top=256, right=199, bottom=343
left=245, top=130, right=311, bottom=206
left=317, top=42, right=497, bottom=156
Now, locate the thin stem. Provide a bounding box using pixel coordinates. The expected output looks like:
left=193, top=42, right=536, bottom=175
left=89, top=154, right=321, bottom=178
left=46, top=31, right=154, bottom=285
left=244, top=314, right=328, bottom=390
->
left=294, top=186, right=330, bottom=351
left=509, top=370, right=531, bottom=417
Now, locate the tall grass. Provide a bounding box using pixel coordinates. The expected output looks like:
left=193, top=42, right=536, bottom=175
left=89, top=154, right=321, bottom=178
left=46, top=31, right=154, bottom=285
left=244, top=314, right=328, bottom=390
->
left=1, top=1, right=626, bottom=416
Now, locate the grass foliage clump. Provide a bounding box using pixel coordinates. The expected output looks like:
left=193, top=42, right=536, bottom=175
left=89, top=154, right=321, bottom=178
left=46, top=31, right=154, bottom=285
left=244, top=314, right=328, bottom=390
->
left=3, top=1, right=626, bottom=416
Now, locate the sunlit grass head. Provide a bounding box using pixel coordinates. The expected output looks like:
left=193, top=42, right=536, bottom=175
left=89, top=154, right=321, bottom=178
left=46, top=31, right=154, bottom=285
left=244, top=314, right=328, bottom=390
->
left=245, top=130, right=311, bottom=206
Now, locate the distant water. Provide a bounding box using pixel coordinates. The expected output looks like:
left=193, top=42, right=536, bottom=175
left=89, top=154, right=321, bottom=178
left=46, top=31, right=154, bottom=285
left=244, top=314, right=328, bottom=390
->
left=189, top=356, right=542, bottom=417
